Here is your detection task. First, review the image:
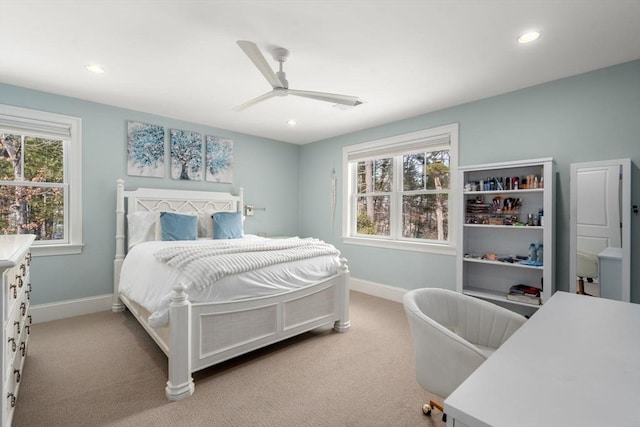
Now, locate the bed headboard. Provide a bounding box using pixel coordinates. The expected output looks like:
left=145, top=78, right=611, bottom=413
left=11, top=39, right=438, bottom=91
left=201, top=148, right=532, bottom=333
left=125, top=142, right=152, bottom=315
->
left=113, top=179, right=243, bottom=310
left=123, top=184, right=243, bottom=216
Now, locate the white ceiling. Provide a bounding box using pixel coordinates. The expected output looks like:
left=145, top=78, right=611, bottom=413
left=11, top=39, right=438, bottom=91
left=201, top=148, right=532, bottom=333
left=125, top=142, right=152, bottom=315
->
left=1, top=1, right=639, bottom=145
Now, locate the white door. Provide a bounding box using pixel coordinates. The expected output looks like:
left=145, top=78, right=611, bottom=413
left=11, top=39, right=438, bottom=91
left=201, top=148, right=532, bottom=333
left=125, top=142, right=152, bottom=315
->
left=575, top=165, right=621, bottom=259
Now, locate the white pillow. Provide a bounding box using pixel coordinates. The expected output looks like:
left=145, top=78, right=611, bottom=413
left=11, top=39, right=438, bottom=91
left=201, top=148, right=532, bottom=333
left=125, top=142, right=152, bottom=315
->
left=127, top=211, right=160, bottom=249
left=197, top=210, right=215, bottom=238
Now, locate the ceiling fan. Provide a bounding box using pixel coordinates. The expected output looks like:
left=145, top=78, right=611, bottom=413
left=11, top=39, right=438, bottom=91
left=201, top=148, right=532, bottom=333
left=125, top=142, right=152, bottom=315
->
left=234, top=40, right=363, bottom=111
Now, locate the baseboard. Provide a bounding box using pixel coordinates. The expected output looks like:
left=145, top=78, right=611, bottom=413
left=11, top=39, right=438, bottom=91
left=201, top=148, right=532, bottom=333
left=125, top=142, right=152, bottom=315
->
left=350, top=277, right=407, bottom=303
left=30, top=294, right=113, bottom=324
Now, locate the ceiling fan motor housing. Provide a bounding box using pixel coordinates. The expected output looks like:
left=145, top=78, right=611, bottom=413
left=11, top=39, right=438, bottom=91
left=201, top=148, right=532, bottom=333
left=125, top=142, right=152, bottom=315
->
left=276, top=71, right=288, bottom=89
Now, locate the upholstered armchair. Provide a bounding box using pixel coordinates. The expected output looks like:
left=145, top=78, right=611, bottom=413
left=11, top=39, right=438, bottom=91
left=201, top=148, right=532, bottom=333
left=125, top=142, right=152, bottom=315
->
left=403, top=288, right=526, bottom=421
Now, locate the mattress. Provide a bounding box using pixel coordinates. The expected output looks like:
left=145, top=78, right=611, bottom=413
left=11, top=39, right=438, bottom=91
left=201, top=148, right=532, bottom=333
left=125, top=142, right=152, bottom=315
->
left=118, top=235, right=341, bottom=327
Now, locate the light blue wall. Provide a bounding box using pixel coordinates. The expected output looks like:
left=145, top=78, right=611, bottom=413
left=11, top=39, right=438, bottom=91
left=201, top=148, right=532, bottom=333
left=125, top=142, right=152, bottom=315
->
left=0, top=83, right=301, bottom=305
left=299, top=60, right=640, bottom=303
left=1, top=60, right=638, bottom=306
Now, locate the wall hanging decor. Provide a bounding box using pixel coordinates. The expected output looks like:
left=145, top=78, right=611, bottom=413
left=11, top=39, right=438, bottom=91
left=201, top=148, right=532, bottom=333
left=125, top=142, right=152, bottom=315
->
left=170, top=129, right=202, bottom=180
left=205, top=135, right=233, bottom=183
left=127, top=121, right=165, bottom=177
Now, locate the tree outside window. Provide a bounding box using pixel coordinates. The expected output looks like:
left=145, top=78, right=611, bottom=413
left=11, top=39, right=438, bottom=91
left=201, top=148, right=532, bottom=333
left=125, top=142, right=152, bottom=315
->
left=0, top=133, right=65, bottom=240
left=354, top=151, right=450, bottom=242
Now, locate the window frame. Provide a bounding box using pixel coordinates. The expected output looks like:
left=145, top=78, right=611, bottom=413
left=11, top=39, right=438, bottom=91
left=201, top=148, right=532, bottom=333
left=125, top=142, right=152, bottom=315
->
left=342, top=123, right=458, bottom=254
left=0, top=104, right=83, bottom=256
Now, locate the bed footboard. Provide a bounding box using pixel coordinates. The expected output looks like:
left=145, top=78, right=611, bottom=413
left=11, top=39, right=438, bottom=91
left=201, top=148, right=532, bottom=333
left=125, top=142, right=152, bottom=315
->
left=164, top=259, right=350, bottom=401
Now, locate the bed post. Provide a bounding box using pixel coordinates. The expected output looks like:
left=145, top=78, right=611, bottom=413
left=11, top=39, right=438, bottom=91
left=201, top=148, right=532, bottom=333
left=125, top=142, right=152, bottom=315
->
left=165, top=284, right=195, bottom=401
left=113, top=179, right=126, bottom=312
left=334, top=257, right=351, bottom=332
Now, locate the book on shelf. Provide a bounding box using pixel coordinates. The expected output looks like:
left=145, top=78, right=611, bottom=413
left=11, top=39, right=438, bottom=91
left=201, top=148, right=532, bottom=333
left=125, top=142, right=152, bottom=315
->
left=506, top=292, right=541, bottom=305
left=506, top=284, right=542, bottom=305
left=508, top=284, right=541, bottom=296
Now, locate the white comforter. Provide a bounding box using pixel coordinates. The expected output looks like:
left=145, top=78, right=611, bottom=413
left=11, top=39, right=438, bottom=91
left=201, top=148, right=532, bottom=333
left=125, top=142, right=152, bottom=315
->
left=118, top=235, right=341, bottom=327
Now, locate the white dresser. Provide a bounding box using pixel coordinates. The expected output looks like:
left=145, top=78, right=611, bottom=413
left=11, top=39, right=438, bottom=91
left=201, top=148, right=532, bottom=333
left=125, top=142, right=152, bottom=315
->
left=0, top=235, right=34, bottom=427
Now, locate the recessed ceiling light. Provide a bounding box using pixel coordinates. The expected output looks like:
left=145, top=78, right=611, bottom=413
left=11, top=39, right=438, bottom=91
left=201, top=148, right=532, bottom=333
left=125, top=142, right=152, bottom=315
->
left=85, top=64, right=105, bottom=74
left=287, top=120, right=297, bottom=127
left=518, top=31, right=541, bottom=44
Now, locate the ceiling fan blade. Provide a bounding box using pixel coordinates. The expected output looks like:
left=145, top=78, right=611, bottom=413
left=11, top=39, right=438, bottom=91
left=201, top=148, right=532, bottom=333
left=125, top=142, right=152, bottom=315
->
left=287, top=89, right=363, bottom=106
left=236, top=40, right=284, bottom=89
left=233, top=90, right=278, bottom=111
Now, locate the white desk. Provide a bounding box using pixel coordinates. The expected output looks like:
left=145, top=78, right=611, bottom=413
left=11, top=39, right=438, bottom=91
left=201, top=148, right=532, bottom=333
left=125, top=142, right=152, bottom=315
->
left=444, top=292, right=640, bottom=427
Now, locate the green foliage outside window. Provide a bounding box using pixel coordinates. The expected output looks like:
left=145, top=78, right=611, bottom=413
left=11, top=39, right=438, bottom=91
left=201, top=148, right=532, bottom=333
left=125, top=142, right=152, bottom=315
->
left=356, top=212, right=377, bottom=235
left=0, top=133, right=65, bottom=239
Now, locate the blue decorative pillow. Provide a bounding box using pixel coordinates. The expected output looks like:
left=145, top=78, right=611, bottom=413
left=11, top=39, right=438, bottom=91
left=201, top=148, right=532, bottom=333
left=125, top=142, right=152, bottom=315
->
left=160, top=212, right=197, bottom=241
left=213, top=211, right=243, bottom=239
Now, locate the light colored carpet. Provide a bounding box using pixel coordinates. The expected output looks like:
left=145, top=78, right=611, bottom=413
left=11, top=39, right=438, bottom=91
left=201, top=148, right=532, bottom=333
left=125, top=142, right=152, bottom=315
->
left=13, top=291, right=445, bottom=426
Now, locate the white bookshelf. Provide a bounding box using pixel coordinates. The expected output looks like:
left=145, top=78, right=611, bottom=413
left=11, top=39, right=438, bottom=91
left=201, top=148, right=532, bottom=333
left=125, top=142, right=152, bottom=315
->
left=456, top=158, right=555, bottom=316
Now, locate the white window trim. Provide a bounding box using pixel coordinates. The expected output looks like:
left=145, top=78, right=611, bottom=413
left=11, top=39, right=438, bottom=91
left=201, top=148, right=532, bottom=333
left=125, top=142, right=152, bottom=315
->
left=0, top=104, right=83, bottom=256
left=342, top=123, right=458, bottom=255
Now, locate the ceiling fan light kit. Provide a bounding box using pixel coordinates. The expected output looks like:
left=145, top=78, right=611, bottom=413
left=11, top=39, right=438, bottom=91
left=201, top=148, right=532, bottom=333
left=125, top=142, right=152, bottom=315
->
left=234, top=40, right=363, bottom=111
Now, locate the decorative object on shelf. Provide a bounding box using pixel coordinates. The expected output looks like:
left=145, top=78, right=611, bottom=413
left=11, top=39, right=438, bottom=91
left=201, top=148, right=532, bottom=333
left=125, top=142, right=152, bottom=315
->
left=204, top=135, right=233, bottom=183
left=170, top=129, right=202, bottom=181
left=127, top=121, right=165, bottom=178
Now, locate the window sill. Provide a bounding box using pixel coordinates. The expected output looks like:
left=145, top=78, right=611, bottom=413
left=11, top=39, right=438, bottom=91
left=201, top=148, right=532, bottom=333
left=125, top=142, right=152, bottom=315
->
left=342, top=236, right=456, bottom=255
left=31, top=243, right=84, bottom=256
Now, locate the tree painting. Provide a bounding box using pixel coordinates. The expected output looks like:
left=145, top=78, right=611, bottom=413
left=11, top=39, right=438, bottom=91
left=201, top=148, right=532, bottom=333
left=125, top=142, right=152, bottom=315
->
left=205, top=136, right=233, bottom=183
left=127, top=121, right=165, bottom=177
left=170, top=129, right=202, bottom=180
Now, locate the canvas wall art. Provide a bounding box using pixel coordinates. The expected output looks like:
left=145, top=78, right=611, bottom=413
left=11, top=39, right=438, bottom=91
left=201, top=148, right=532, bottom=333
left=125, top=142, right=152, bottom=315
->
left=170, top=129, right=202, bottom=180
left=127, top=121, right=165, bottom=177
left=205, top=135, right=233, bottom=183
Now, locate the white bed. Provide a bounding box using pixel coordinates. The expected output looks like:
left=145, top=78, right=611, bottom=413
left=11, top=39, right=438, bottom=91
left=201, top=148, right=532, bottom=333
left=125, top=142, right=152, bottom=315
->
left=112, top=180, right=350, bottom=401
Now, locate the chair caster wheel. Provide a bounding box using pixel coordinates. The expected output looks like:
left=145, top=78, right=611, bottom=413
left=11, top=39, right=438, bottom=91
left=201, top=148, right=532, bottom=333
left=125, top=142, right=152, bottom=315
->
left=422, top=404, right=432, bottom=416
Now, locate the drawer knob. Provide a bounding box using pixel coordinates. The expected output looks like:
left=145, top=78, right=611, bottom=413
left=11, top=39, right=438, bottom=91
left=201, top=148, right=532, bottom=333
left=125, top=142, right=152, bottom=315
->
left=8, top=338, right=16, bottom=352
left=13, top=369, right=20, bottom=383
left=7, top=393, right=15, bottom=408
left=19, top=342, right=26, bottom=357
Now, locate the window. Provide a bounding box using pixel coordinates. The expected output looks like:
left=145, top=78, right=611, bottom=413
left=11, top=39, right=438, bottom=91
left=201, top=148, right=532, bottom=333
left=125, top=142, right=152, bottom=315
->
left=343, top=123, right=458, bottom=254
left=0, top=104, right=82, bottom=255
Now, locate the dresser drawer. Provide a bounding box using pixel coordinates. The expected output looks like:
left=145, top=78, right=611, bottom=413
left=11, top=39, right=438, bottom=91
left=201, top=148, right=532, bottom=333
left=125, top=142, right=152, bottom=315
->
left=4, top=296, right=29, bottom=370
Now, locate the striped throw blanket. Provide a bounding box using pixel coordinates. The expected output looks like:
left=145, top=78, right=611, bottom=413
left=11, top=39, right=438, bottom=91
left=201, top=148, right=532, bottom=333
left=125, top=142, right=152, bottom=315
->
left=154, top=238, right=340, bottom=291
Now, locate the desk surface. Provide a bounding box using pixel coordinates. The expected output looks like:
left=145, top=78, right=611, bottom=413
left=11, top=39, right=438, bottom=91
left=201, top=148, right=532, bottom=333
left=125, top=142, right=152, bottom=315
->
left=444, top=292, right=640, bottom=427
